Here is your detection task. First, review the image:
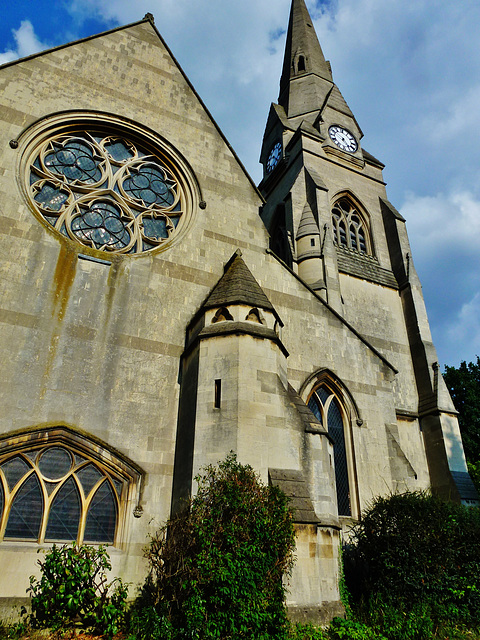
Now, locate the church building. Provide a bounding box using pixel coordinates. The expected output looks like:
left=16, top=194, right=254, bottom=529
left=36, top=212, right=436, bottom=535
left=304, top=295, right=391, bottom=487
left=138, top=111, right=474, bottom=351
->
left=0, top=0, right=476, bottom=623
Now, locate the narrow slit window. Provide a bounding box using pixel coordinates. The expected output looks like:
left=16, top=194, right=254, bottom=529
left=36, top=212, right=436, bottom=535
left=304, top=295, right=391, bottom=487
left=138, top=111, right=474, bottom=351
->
left=214, top=379, right=222, bottom=409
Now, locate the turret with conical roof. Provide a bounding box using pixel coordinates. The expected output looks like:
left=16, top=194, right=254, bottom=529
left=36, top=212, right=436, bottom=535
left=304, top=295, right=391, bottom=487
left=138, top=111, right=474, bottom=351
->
left=295, top=203, right=325, bottom=293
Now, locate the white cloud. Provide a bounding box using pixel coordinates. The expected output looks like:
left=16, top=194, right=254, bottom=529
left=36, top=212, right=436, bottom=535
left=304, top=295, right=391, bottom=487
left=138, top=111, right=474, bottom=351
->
left=0, top=20, right=47, bottom=65
left=401, top=191, right=480, bottom=257
left=445, top=292, right=480, bottom=366
left=399, top=190, right=480, bottom=367
left=419, top=84, right=480, bottom=144
left=2, top=0, right=480, bottom=365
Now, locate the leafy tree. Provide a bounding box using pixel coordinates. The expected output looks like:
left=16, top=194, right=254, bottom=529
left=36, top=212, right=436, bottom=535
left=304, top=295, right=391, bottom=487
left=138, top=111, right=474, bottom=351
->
left=135, top=453, right=295, bottom=640
left=444, top=356, right=480, bottom=463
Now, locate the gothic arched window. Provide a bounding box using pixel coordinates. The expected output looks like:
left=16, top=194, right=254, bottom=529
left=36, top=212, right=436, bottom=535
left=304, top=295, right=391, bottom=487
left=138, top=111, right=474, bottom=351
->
left=0, top=429, right=142, bottom=545
left=308, top=385, right=353, bottom=516
left=332, top=197, right=371, bottom=255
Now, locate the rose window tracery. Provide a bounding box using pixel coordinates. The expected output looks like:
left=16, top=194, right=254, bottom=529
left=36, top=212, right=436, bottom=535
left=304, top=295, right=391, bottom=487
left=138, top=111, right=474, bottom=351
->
left=28, top=130, right=189, bottom=254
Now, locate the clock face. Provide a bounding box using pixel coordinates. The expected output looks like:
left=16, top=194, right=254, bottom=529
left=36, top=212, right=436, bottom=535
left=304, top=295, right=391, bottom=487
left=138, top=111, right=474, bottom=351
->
left=328, top=126, right=358, bottom=153
left=266, top=142, right=282, bottom=173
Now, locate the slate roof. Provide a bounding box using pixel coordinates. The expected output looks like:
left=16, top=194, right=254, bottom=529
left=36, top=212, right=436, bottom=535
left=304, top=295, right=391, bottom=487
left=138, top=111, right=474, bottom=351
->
left=451, top=471, right=480, bottom=502
left=269, top=468, right=318, bottom=524
left=296, top=202, right=320, bottom=240
left=203, top=250, right=275, bottom=312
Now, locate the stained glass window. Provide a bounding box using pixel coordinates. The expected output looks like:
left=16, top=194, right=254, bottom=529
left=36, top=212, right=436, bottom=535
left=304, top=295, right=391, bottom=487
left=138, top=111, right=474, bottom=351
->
left=84, top=482, right=117, bottom=543
left=5, top=474, right=43, bottom=539
left=332, top=197, right=371, bottom=255
left=308, top=386, right=352, bottom=516
left=2, top=456, right=31, bottom=491
left=45, top=477, right=81, bottom=542
left=77, top=464, right=104, bottom=497
left=38, top=447, right=72, bottom=479
left=0, top=443, right=127, bottom=544
left=27, top=127, right=190, bottom=255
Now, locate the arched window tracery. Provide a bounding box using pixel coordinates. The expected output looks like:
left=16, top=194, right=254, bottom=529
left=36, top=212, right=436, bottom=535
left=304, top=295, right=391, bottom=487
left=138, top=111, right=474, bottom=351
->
left=308, top=383, right=355, bottom=517
left=331, top=197, right=371, bottom=255
left=18, top=112, right=199, bottom=255
left=0, top=429, right=141, bottom=545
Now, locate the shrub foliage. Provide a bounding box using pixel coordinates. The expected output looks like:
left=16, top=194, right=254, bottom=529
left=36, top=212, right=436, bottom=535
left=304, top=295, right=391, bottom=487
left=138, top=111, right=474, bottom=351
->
left=345, top=491, right=480, bottom=625
left=27, top=543, right=128, bottom=637
left=137, top=453, right=295, bottom=640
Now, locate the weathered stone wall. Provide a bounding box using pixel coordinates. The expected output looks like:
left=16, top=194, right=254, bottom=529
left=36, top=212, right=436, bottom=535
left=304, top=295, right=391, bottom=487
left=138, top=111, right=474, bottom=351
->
left=0, top=20, right=267, bottom=596
left=0, top=11, right=468, bottom=622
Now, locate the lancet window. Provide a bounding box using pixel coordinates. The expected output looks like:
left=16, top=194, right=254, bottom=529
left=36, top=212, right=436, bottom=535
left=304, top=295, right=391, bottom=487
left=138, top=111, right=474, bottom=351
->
left=308, top=385, right=353, bottom=516
left=331, top=197, right=371, bottom=255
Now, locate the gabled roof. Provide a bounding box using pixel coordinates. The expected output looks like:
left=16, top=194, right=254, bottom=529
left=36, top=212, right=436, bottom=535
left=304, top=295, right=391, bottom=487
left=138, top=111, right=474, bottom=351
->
left=0, top=14, right=264, bottom=202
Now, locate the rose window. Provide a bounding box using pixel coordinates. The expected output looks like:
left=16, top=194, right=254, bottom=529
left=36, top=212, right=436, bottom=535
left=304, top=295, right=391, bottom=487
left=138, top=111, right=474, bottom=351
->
left=28, top=130, right=189, bottom=254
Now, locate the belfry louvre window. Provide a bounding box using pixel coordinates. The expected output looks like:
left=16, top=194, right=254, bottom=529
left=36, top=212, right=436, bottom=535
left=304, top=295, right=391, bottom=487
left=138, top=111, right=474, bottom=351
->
left=332, top=197, right=371, bottom=255
left=308, top=386, right=352, bottom=516
left=0, top=443, right=127, bottom=544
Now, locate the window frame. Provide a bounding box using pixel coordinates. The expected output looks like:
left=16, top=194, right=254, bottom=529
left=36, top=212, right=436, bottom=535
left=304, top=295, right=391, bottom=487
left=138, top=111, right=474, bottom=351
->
left=0, top=426, right=143, bottom=547
left=331, top=194, right=372, bottom=256
left=301, top=372, right=360, bottom=520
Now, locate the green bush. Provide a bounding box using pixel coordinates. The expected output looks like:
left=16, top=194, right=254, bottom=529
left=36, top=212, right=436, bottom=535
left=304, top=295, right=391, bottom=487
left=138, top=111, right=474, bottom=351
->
left=345, top=492, right=480, bottom=626
left=28, top=542, right=128, bottom=637
left=135, top=453, right=295, bottom=640
left=361, top=597, right=436, bottom=640
left=328, top=617, right=387, bottom=640
left=287, top=622, right=328, bottom=640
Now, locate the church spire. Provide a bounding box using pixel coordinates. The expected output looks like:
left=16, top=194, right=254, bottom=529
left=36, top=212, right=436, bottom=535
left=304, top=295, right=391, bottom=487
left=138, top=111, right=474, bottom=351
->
left=278, top=0, right=333, bottom=119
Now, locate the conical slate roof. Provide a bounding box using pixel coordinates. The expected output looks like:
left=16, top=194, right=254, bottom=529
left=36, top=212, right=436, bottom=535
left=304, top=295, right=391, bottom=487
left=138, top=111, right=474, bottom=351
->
left=296, top=202, right=320, bottom=240
left=203, top=251, right=275, bottom=312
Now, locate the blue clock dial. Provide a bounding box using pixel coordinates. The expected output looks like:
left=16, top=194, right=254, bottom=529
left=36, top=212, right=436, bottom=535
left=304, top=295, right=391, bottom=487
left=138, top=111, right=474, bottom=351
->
left=266, top=142, right=282, bottom=173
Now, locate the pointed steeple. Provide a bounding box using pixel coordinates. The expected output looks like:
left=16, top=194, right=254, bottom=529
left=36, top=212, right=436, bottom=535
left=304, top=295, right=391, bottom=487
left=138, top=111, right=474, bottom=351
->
left=278, top=0, right=333, bottom=118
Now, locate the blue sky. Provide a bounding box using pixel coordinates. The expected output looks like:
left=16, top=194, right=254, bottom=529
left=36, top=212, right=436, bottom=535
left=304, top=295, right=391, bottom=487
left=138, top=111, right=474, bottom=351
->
left=2, top=0, right=480, bottom=369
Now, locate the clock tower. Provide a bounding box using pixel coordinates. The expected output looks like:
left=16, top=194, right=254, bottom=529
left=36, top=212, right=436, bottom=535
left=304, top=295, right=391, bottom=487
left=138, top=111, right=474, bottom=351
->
left=259, top=0, right=477, bottom=507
